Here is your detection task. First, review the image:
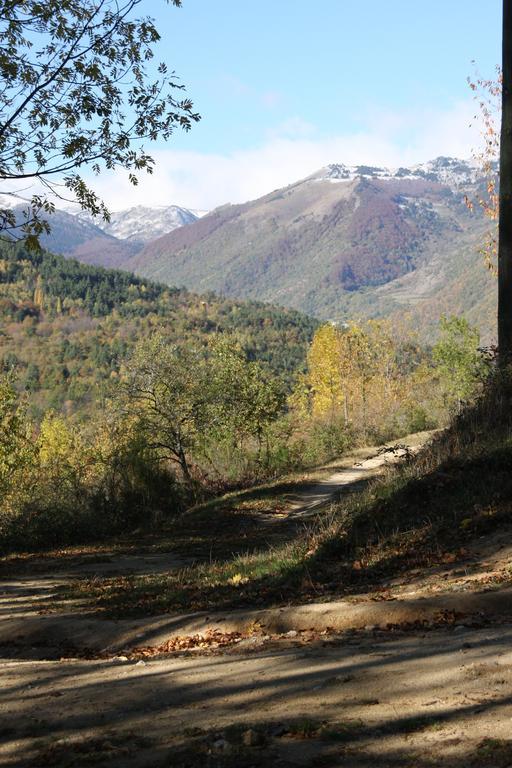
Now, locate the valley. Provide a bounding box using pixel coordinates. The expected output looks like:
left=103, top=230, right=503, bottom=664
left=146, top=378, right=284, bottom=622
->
left=34, top=157, right=497, bottom=341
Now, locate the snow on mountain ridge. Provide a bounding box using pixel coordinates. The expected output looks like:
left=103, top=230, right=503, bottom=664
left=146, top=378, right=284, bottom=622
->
left=104, top=205, right=198, bottom=243
left=316, top=157, right=487, bottom=188
left=76, top=204, right=201, bottom=244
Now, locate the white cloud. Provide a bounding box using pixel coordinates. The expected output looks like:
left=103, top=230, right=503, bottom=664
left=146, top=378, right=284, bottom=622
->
left=83, top=99, right=483, bottom=211
left=260, top=90, right=282, bottom=108
left=267, top=116, right=317, bottom=139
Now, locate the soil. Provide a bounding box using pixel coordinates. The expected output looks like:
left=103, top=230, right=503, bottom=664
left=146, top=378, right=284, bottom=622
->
left=3, top=625, right=512, bottom=767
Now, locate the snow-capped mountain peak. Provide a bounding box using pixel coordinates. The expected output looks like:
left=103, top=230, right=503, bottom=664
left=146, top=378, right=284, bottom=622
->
left=77, top=204, right=202, bottom=244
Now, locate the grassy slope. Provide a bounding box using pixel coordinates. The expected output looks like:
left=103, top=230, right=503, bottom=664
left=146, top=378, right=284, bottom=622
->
left=341, top=221, right=496, bottom=343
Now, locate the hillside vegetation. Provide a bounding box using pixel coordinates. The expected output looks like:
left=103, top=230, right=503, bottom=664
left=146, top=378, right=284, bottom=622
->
left=0, top=236, right=488, bottom=554
left=0, top=241, right=318, bottom=417
left=75, top=368, right=512, bottom=623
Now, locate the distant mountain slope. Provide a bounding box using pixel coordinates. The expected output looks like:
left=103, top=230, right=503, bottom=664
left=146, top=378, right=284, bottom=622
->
left=33, top=208, right=139, bottom=269
left=28, top=203, right=202, bottom=269
left=78, top=204, right=200, bottom=244
left=129, top=157, right=495, bottom=340
left=339, top=218, right=496, bottom=341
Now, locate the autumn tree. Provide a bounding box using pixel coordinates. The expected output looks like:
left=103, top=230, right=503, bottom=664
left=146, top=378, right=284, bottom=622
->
left=303, top=320, right=440, bottom=443
left=0, top=0, right=199, bottom=248
left=120, top=334, right=284, bottom=484
left=121, top=336, right=210, bottom=483
left=307, top=324, right=344, bottom=420
left=0, top=376, right=33, bottom=502
left=340, top=321, right=402, bottom=438
left=205, top=337, right=284, bottom=465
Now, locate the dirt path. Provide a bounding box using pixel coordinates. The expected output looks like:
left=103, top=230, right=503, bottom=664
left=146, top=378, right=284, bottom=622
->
left=0, top=434, right=430, bottom=641
left=281, top=439, right=421, bottom=522
left=2, top=623, right=512, bottom=767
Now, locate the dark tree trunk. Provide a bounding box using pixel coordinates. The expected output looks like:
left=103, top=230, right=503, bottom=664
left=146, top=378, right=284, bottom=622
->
left=498, top=0, right=512, bottom=359
left=178, top=446, right=192, bottom=485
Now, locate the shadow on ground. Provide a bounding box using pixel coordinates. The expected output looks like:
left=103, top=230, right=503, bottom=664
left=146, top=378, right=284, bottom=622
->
left=2, top=624, right=512, bottom=767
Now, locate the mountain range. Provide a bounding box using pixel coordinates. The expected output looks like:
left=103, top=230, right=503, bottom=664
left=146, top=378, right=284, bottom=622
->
left=24, top=156, right=498, bottom=341
left=4, top=202, right=203, bottom=270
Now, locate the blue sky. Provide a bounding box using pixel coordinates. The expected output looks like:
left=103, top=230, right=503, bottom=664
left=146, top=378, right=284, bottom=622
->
left=92, top=0, right=502, bottom=210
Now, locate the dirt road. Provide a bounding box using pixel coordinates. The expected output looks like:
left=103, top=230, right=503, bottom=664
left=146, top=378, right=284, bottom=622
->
left=282, top=439, right=421, bottom=521
left=3, top=623, right=512, bottom=767
left=0, top=434, right=430, bottom=647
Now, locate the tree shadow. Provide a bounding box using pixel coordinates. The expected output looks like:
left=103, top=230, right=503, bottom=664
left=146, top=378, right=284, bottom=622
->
left=3, top=624, right=512, bottom=767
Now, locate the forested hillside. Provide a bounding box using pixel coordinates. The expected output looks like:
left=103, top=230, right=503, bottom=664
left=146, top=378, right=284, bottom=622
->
left=0, top=242, right=318, bottom=417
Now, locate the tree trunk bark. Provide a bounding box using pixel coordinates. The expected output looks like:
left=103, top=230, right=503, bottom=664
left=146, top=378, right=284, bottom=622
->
left=498, top=0, right=512, bottom=360
left=177, top=444, right=192, bottom=485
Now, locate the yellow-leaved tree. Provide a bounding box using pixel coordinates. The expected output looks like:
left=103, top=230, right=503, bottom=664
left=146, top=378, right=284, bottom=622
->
left=307, top=323, right=344, bottom=420
left=36, top=412, right=89, bottom=516
left=0, top=377, right=34, bottom=520
left=338, top=321, right=398, bottom=438
left=303, top=320, right=432, bottom=444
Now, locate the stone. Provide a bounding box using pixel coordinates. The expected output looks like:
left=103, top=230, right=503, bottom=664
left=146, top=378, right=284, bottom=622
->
left=213, top=738, right=229, bottom=750
left=243, top=729, right=265, bottom=747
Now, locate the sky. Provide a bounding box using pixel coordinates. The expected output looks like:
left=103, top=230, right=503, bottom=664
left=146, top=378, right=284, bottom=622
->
left=88, top=0, right=502, bottom=211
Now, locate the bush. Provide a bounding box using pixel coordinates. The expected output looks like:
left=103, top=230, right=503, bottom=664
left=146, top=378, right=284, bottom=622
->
left=294, top=418, right=354, bottom=468
left=0, top=398, right=184, bottom=553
